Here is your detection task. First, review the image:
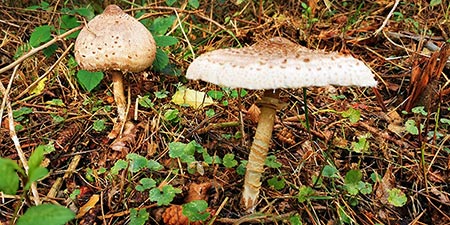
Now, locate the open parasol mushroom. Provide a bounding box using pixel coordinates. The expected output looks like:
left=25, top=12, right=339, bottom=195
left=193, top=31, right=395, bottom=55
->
left=186, top=37, right=377, bottom=211
left=74, top=4, right=156, bottom=138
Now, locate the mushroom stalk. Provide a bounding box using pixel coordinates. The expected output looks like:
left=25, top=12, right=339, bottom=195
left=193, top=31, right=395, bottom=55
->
left=111, top=70, right=127, bottom=122
left=242, top=89, right=283, bottom=211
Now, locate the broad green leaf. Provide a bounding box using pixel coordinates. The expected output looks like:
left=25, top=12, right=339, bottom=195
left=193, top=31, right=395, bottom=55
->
left=76, top=70, right=104, bottom=92
left=182, top=200, right=209, bottom=222
left=222, top=153, right=238, bottom=168
left=60, top=15, right=80, bottom=29
left=297, top=186, right=314, bottom=203
left=72, top=8, right=95, bottom=20
left=13, top=107, right=33, bottom=119
left=236, top=160, right=247, bottom=175
left=265, top=155, right=281, bottom=168
left=405, top=119, right=419, bottom=135
left=207, top=90, right=224, bottom=100
left=165, top=0, right=177, bottom=6
left=136, top=178, right=156, bottom=192
left=341, top=107, right=360, bottom=124
left=150, top=16, right=176, bottom=35
left=149, top=185, right=182, bottom=206
left=129, top=208, right=149, bottom=225
left=152, top=48, right=169, bottom=71
left=28, top=147, right=45, bottom=171
left=110, top=159, right=128, bottom=175
left=16, top=204, right=75, bottom=225
left=411, top=106, right=427, bottom=116
left=344, top=170, right=362, bottom=185
left=126, top=153, right=148, bottom=173
left=154, top=36, right=178, bottom=47
left=92, top=119, right=106, bottom=132
left=164, top=109, right=180, bottom=123
left=43, top=44, right=58, bottom=57
left=351, top=135, right=370, bottom=153
left=147, top=160, right=163, bottom=171
left=0, top=158, right=22, bottom=195
left=388, top=188, right=407, bottom=207
left=188, top=0, right=200, bottom=9
left=289, top=215, right=303, bottom=225
left=267, top=176, right=285, bottom=190
left=430, top=0, right=442, bottom=7
left=322, top=165, right=339, bottom=178
left=171, top=88, right=214, bottom=109
left=29, top=25, right=54, bottom=47
left=26, top=167, right=49, bottom=190
left=138, top=95, right=154, bottom=108
left=45, top=99, right=65, bottom=107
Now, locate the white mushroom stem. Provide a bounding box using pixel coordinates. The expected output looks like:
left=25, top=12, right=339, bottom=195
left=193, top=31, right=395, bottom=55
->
left=111, top=70, right=127, bottom=122
left=242, top=89, right=284, bottom=211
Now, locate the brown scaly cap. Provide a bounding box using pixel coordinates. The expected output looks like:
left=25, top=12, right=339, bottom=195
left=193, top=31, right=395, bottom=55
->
left=74, top=5, right=156, bottom=73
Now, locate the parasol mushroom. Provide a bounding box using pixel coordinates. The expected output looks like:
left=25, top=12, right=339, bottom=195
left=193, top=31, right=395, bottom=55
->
left=186, top=37, right=377, bottom=211
left=74, top=4, right=156, bottom=138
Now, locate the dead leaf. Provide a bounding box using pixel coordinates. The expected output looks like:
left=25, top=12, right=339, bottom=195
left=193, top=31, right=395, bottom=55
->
left=171, top=88, right=214, bottom=109
left=375, top=166, right=395, bottom=205
left=185, top=182, right=212, bottom=202
left=247, top=104, right=260, bottom=123
left=110, top=121, right=137, bottom=151
left=76, top=194, right=99, bottom=219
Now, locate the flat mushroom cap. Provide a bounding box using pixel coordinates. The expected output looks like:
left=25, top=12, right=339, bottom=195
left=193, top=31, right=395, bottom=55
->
left=74, top=5, right=156, bottom=73
left=186, top=37, right=377, bottom=89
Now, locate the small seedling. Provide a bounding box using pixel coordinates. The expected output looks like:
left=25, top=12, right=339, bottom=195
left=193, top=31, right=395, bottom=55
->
left=265, top=155, right=282, bottom=169
left=92, top=119, right=106, bottom=132
left=129, top=208, right=149, bottom=225
left=388, top=188, right=407, bottom=207
left=222, top=153, right=238, bottom=168
left=267, top=176, right=285, bottom=190
left=149, top=185, right=182, bottom=206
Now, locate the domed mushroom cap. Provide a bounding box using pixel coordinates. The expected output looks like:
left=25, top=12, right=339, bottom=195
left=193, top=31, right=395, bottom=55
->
left=74, top=5, right=156, bottom=73
left=186, top=37, right=377, bottom=89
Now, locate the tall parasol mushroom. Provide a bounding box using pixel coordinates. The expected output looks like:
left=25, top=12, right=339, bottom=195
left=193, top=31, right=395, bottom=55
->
left=186, top=37, right=377, bottom=211
left=74, top=4, right=156, bottom=138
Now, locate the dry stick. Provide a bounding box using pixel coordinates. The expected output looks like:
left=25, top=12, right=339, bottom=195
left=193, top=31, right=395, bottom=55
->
left=0, top=25, right=82, bottom=75
left=0, top=65, right=19, bottom=130
left=14, top=42, right=75, bottom=101
left=3, top=70, right=41, bottom=205
left=373, top=0, right=400, bottom=35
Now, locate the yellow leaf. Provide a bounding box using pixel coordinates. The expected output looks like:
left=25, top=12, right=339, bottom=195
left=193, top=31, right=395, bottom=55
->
left=29, top=78, right=47, bottom=95
left=76, top=194, right=99, bottom=219
left=171, top=88, right=214, bottom=109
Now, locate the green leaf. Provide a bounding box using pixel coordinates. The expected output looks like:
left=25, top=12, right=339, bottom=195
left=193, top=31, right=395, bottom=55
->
left=297, top=186, right=315, bottom=203
left=344, top=170, right=362, bottom=185
left=230, top=89, right=247, bottom=98
left=150, top=16, right=176, bottom=35
left=322, top=165, right=339, bottom=178
left=0, top=158, right=22, bottom=195
left=147, top=160, right=163, bottom=171
left=60, top=15, right=80, bottom=30
left=351, top=134, right=370, bottom=153
left=267, top=176, right=285, bottom=190
left=154, top=36, right=178, bottom=47
left=13, top=107, right=33, bottom=119
left=168, top=142, right=196, bottom=164
left=92, top=119, right=106, bottom=132
left=388, top=188, right=407, bottom=207
left=205, top=109, right=215, bottom=118
left=126, top=153, right=148, bottom=173
left=16, top=204, right=75, bottom=225
left=138, top=95, right=154, bottom=108
left=164, top=109, right=180, bottom=123
left=165, top=0, right=177, bottom=6
left=136, top=178, right=156, bottom=192
left=28, top=147, right=45, bottom=171
left=182, top=200, right=210, bottom=222
left=207, top=90, right=224, bottom=100
left=411, top=106, right=427, bottom=116
left=129, top=208, right=149, bottom=225
left=153, top=48, right=170, bottom=71
left=289, top=215, right=303, bottom=225
left=43, top=44, right=58, bottom=57
left=110, top=159, right=128, bottom=175
left=45, top=98, right=65, bottom=107
left=405, top=119, right=419, bottom=135
left=430, top=0, right=442, bottom=7
left=26, top=167, right=49, bottom=190
left=357, top=181, right=372, bottom=194
left=76, top=70, right=104, bottom=92
left=188, top=0, right=200, bottom=9
left=72, top=7, right=95, bottom=20
left=29, top=25, right=54, bottom=47
left=149, top=185, right=182, bottom=206
left=14, top=43, right=32, bottom=59
left=265, top=155, right=282, bottom=168
left=222, top=153, right=238, bottom=168
left=341, top=107, right=360, bottom=124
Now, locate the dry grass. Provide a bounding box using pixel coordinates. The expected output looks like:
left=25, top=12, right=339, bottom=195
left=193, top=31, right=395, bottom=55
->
left=1, top=0, right=449, bottom=224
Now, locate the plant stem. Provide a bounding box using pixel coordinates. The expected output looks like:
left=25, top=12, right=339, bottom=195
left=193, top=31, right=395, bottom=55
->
left=111, top=70, right=126, bottom=122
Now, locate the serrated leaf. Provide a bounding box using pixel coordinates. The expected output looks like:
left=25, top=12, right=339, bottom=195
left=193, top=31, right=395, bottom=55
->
left=182, top=200, right=209, bottom=222
left=136, top=178, right=156, bottom=191
left=150, top=16, right=176, bottom=35
left=265, top=155, right=281, bottom=168
left=29, top=78, right=47, bottom=95
left=342, top=107, right=360, bottom=123
left=147, top=160, right=163, bottom=171
left=110, top=159, right=128, bottom=175
left=388, top=188, right=407, bottom=207
left=267, top=176, right=285, bottom=190
left=126, top=153, right=148, bottom=173
left=222, top=153, right=238, bottom=168
left=152, top=48, right=169, bottom=71
left=171, top=88, right=214, bottom=109
left=29, top=25, right=53, bottom=47
left=149, top=185, right=182, bottom=206
left=154, top=36, right=178, bottom=47
left=76, top=70, right=104, bottom=92
left=129, top=208, right=149, bottom=225
left=16, top=204, right=75, bottom=225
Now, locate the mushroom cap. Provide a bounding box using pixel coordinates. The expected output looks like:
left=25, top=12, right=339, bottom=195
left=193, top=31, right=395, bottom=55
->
left=74, top=5, right=156, bottom=73
left=186, top=37, right=377, bottom=89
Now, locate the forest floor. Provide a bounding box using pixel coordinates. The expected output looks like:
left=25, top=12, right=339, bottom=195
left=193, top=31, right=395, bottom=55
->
left=1, top=0, right=450, bottom=224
